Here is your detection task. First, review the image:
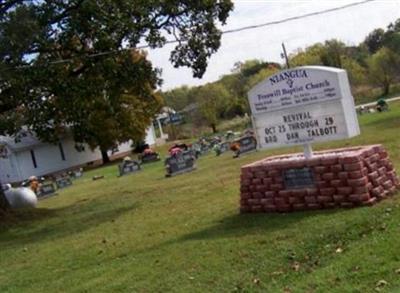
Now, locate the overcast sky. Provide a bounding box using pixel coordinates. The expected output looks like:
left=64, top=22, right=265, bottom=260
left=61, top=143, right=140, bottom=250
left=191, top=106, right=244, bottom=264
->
left=145, top=0, right=400, bottom=91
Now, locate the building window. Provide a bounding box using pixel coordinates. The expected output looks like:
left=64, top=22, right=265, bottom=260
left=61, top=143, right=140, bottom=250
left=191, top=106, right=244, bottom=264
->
left=58, top=142, right=66, bottom=161
left=30, top=149, right=37, bottom=168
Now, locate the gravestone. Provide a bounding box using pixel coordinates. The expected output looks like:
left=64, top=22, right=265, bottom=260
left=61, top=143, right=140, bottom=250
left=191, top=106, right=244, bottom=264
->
left=220, top=142, right=230, bottom=153
left=217, top=141, right=231, bottom=155
left=190, top=142, right=208, bottom=158
left=118, top=160, right=141, bottom=176
left=193, top=142, right=209, bottom=156
left=165, top=150, right=196, bottom=177
left=225, top=131, right=235, bottom=141
left=236, top=136, right=257, bottom=155
left=214, top=141, right=231, bottom=156
left=56, top=176, right=72, bottom=189
left=139, top=152, right=161, bottom=164
left=38, top=182, right=57, bottom=197
left=72, top=169, right=83, bottom=178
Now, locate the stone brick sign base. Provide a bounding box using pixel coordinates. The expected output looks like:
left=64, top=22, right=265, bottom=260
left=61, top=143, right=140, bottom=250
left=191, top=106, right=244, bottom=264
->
left=240, top=145, right=399, bottom=213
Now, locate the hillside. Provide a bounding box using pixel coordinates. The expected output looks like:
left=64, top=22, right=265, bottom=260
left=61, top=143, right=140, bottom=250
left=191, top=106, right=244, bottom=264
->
left=1, top=101, right=400, bottom=292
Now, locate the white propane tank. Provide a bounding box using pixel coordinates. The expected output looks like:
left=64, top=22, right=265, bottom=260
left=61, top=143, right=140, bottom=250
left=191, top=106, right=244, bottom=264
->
left=4, top=185, right=38, bottom=209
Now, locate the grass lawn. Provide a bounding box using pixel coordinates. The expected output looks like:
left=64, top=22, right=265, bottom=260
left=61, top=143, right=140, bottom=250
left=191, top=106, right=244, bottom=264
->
left=1, top=102, right=400, bottom=292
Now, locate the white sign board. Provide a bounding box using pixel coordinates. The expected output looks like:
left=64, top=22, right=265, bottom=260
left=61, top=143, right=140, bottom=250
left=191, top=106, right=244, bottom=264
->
left=248, top=66, right=360, bottom=149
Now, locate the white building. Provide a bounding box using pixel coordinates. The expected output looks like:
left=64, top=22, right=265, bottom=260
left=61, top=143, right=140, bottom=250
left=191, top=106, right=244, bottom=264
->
left=0, top=126, right=156, bottom=183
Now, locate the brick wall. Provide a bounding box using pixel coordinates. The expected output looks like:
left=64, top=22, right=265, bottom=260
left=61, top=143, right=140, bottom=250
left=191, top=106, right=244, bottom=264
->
left=240, top=145, right=399, bottom=213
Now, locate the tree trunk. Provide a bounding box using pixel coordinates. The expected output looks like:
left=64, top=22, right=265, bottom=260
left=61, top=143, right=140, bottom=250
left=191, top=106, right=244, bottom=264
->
left=383, top=82, right=390, bottom=96
left=101, top=148, right=110, bottom=164
left=211, top=123, right=217, bottom=133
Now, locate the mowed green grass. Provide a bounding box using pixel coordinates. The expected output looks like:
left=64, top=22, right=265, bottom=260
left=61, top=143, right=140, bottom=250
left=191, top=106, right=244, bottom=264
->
left=1, top=103, right=400, bottom=293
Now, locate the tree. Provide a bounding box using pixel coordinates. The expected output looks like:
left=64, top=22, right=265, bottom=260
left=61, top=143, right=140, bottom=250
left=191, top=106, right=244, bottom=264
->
left=367, top=47, right=400, bottom=96
left=364, top=28, right=385, bottom=54
left=343, top=44, right=370, bottom=67
left=162, top=86, right=193, bottom=111
left=384, top=19, right=400, bottom=53
left=289, top=43, right=325, bottom=67
left=218, top=60, right=280, bottom=116
left=0, top=1, right=233, bottom=206
left=244, top=65, right=280, bottom=93
left=196, top=83, right=230, bottom=133
left=341, top=56, right=367, bottom=86
left=320, top=39, right=346, bottom=68
left=0, top=1, right=234, bottom=162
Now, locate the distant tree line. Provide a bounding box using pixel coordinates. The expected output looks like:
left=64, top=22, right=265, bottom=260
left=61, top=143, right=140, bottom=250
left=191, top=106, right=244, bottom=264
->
left=162, top=18, right=400, bottom=133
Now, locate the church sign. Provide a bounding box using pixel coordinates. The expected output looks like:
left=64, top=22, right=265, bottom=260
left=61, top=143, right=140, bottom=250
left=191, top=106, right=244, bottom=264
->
left=248, top=66, right=360, bottom=150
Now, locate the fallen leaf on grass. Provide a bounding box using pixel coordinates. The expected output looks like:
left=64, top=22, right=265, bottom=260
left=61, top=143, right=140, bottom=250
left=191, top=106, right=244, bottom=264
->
left=352, top=266, right=360, bottom=272
left=233, top=285, right=243, bottom=291
left=375, top=279, right=388, bottom=291
left=291, top=262, right=300, bottom=272
left=270, top=270, right=284, bottom=276
left=283, top=287, right=292, bottom=293
left=335, top=247, right=343, bottom=253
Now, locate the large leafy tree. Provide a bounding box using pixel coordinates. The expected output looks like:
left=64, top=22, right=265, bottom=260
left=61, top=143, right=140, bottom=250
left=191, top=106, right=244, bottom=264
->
left=367, top=47, right=400, bottom=96
left=364, top=28, right=386, bottom=54
left=196, top=83, right=229, bottom=133
left=363, top=20, right=400, bottom=55
left=0, top=0, right=233, bottom=164
left=162, top=85, right=193, bottom=112
left=320, top=39, right=346, bottom=68
left=218, top=60, right=280, bottom=116
left=384, top=19, right=400, bottom=53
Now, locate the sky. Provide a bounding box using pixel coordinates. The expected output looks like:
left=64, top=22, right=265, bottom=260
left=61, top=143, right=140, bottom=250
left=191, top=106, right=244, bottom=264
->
left=144, top=0, right=400, bottom=91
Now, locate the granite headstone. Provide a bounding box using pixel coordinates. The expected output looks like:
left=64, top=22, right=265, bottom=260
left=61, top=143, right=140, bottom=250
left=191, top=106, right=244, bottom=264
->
left=237, top=136, right=257, bottom=155
left=56, top=176, right=72, bottom=189
left=140, top=152, right=161, bottom=164
left=165, top=151, right=196, bottom=177
left=38, top=182, right=57, bottom=197
left=118, top=160, right=141, bottom=176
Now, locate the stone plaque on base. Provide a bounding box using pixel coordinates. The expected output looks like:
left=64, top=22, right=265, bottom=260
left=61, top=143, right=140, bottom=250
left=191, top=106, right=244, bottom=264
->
left=283, top=167, right=315, bottom=189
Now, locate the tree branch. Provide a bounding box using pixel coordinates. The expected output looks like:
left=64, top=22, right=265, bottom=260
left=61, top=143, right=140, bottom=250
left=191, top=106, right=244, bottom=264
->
left=0, top=0, right=24, bottom=15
